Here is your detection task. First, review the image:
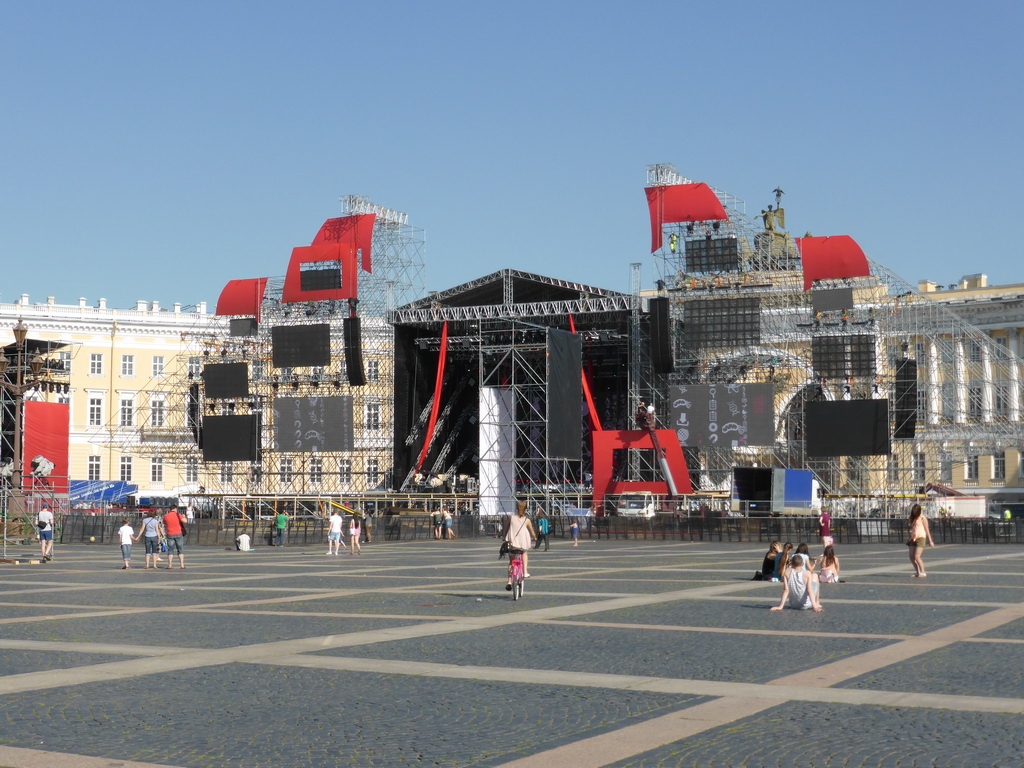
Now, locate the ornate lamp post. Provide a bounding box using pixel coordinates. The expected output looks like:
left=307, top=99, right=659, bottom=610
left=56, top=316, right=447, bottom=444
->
left=0, top=320, right=46, bottom=527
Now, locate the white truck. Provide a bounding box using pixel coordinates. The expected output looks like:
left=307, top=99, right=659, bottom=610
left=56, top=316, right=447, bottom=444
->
left=615, top=492, right=656, bottom=518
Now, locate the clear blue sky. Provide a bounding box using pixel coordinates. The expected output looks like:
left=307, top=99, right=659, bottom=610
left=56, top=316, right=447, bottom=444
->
left=2, top=1, right=1021, bottom=309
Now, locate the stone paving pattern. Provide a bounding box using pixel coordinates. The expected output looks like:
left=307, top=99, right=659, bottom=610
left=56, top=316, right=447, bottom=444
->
left=0, top=540, right=1019, bottom=767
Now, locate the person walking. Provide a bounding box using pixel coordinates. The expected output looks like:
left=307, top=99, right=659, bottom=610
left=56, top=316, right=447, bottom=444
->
left=817, top=507, right=832, bottom=549
left=504, top=501, right=536, bottom=580
left=326, top=508, right=344, bottom=555
left=362, top=510, right=373, bottom=543
left=535, top=513, right=550, bottom=551
left=162, top=507, right=187, bottom=569
left=117, top=517, right=138, bottom=569
left=908, top=503, right=935, bottom=577
left=274, top=509, right=289, bottom=547
left=349, top=515, right=362, bottom=555
left=140, top=510, right=164, bottom=569
left=36, top=504, right=55, bottom=562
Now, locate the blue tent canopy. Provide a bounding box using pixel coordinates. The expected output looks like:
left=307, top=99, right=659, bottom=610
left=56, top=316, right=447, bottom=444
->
left=69, top=480, right=138, bottom=503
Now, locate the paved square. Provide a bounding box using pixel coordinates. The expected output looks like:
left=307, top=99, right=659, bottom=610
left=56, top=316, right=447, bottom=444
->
left=0, top=539, right=1020, bottom=767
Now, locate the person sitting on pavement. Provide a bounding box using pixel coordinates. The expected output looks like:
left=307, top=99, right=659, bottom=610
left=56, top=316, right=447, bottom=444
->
left=816, top=544, right=840, bottom=583
left=772, top=542, right=793, bottom=582
left=771, top=552, right=823, bottom=612
left=754, top=541, right=781, bottom=580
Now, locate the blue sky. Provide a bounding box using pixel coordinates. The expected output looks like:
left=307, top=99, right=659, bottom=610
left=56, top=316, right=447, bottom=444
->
left=2, top=1, right=1021, bottom=309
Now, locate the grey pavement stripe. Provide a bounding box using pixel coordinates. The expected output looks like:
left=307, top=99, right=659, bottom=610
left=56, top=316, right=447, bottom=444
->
left=259, top=652, right=1024, bottom=715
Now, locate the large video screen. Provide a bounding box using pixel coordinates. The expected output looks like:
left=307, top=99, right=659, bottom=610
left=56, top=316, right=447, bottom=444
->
left=273, top=396, right=354, bottom=452
left=669, top=383, right=775, bottom=447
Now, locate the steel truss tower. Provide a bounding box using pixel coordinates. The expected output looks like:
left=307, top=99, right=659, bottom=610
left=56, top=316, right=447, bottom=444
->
left=648, top=163, right=1024, bottom=505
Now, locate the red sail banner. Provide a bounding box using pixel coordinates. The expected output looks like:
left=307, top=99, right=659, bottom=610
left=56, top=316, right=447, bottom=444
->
left=23, top=401, right=70, bottom=494
left=216, top=278, right=269, bottom=320
left=416, top=321, right=449, bottom=473
left=568, top=315, right=602, bottom=431
left=645, top=183, right=729, bottom=253
left=796, top=235, right=871, bottom=291
left=282, top=213, right=376, bottom=304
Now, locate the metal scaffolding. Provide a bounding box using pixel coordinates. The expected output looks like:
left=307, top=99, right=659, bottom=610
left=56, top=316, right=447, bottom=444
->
left=648, top=163, right=1024, bottom=500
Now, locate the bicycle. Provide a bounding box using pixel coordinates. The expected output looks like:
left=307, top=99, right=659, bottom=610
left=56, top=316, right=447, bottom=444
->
left=506, top=547, right=525, bottom=600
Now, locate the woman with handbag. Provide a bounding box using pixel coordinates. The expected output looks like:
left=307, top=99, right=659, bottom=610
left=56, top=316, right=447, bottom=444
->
left=504, top=501, right=536, bottom=579
left=907, top=504, right=935, bottom=578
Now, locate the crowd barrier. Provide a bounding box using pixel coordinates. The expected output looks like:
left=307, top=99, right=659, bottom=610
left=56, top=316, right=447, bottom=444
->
left=55, top=513, right=1024, bottom=547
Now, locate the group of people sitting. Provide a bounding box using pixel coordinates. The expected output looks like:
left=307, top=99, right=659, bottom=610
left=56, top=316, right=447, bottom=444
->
left=754, top=540, right=841, bottom=612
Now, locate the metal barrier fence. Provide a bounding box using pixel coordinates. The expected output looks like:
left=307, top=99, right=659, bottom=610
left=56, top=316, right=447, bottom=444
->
left=56, top=513, right=1024, bottom=547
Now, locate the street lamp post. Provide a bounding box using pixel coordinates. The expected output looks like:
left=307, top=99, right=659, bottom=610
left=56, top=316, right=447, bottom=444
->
left=0, top=319, right=45, bottom=548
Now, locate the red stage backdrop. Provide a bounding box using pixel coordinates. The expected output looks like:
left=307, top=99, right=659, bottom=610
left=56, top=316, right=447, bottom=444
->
left=796, top=235, right=871, bottom=291
left=645, top=183, right=729, bottom=253
left=23, top=401, right=70, bottom=494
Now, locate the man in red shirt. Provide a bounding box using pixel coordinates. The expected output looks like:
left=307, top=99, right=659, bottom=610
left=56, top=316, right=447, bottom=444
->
left=162, top=508, right=187, bottom=569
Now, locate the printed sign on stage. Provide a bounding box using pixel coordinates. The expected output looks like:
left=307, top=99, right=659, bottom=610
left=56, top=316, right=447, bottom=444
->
left=669, top=382, right=775, bottom=447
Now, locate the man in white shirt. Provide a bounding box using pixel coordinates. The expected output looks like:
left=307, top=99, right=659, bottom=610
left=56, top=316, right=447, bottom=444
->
left=326, top=509, right=344, bottom=555
left=37, top=505, right=54, bottom=562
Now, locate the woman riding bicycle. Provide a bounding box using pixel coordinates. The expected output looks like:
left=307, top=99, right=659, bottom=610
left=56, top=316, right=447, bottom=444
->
left=505, top=501, right=536, bottom=587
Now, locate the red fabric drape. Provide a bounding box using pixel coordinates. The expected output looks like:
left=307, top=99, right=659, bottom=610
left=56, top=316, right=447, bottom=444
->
left=215, top=278, right=269, bottom=320
left=282, top=214, right=377, bottom=303
left=312, top=214, right=376, bottom=274
left=416, top=322, right=449, bottom=473
left=23, top=401, right=70, bottom=494
left=796, top=235, right=871, bottom=291
left=645, top=183, right=729, bottom=253
left=569, top=315, right=601, bottom=431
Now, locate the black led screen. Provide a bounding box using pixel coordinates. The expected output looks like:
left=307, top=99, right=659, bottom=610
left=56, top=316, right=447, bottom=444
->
left=203, top=362, right=249, bottom=399
left=273, top=396, right=354, bottom=452
left=684, top=297, right=761, bottom=348
left=202, top=415, right=260, bottom=462
left=684, top=236, right=741, bottom=273
left=229, top=318, right=259, bottom=337
left=547, top=329, right=582, bottom=460
left=811, top=334, right=876, bottom=379
left=271, top=324, right=331, bottom=368
left=811, top=287, right=855, bottom=313
left=300, top=264, right=342, bottom=292
left=805, top=400, right=890, bottom=456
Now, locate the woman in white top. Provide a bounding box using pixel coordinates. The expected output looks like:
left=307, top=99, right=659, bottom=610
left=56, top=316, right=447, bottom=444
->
left=771, top=553, right=823, bottom=612
left=504, top=501, right=536, bottom=578
left=349, top=516, right=362, bottom=555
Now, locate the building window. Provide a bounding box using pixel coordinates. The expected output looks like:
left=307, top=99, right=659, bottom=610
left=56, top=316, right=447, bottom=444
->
left=967, top=383, right=983, bottom=420
left=88, top=397, right=103, bottom=427
left=965, top=455, right=979, bottom=481
left=89, top=353, right=103, bottom=376
left=151, top=457, right=164, bottom=483
left=188, top=357, right=202, bottom=378
left=365, top=401, right=381, bottom=430
left=120, top=456, right=133, bottom=482
left=366, top=360, right=380, bottom=382
left=252, top=359, right=264, bottom=382
left=939, top=454, right=953, bottom=483
left=121, top=355, right=135, bottom=377
left=88, top=455, right=101, bottom=481
left=941, top=381, right=956, bottom=420
left=339, top=459, right=352, bottom=485
left=220, top=462, right=233, bottom=483
left=914, top=343, right=927, bottom=368
left=119, top=397, right=135, bottom=427
left=57, top=390, right=70, bottom=407
left=152, top=356, right=165, bottom=378
left=309, top=457, right=323, bottom=485
left=913, top=453, right=927, bottom=484
left=887, top=456, right=900, bottom=486
left=967, top=340, right=982, bottom=363
left=150, top=395, right=166, bottom=427
left=366, top=458, right=380, bottom=487
left=280, top=458, right=293, bottom=485
left=994, top=382, right=1010, bottom=417
left=994, top=451, right=1006, bottom=481
left=58, top=351, right=72, bottom=374
left=185, top=456, right=199, bottom=484
left=994, top=336, right=1009, bottom=359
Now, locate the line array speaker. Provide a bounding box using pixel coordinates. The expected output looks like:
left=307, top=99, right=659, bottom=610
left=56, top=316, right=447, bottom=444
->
left=649, top=297, right=674, bottom=373
left=344, top=317, right=366, bottom=386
